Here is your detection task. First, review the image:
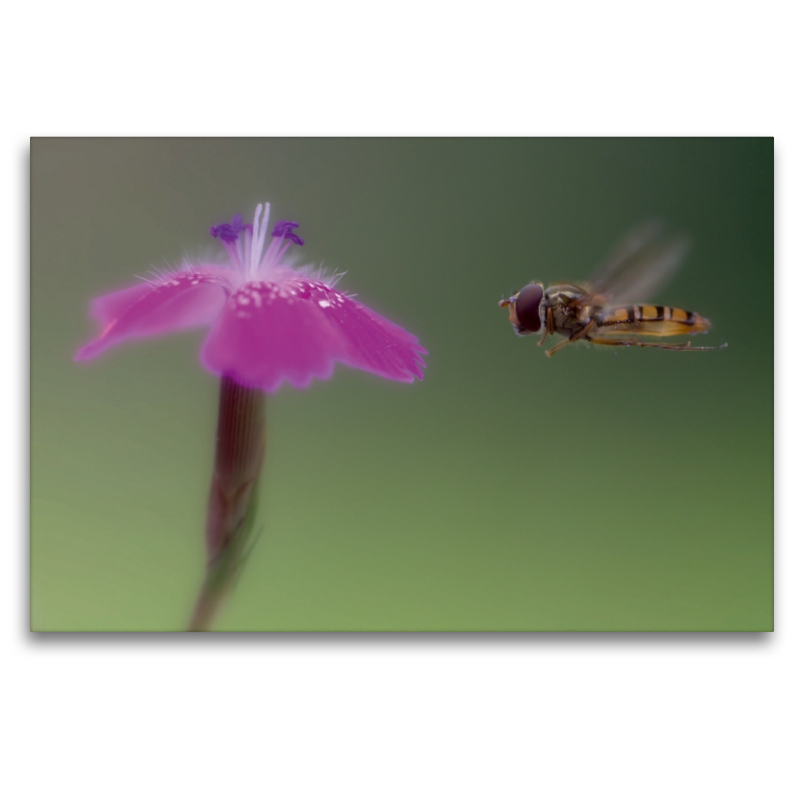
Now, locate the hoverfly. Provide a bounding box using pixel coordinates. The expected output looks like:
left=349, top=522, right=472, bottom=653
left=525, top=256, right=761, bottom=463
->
left=499, top=221, right=727, bottom=357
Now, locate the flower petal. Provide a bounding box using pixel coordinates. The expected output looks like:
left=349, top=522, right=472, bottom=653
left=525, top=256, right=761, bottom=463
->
left=200, top=278, right=426, bottom=392
left=89, top=282, right=157, bottom=326
left=75, top=269, right=230, bottom=361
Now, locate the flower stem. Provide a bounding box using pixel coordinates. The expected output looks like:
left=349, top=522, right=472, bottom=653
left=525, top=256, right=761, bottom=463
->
left=189, top=376, right=266, bottom=631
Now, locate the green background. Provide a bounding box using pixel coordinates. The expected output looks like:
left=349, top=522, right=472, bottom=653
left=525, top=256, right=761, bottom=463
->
left=31, top=138, right=773, bottom=631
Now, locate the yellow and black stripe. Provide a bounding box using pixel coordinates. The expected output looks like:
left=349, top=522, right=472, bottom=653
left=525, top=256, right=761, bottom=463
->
left=597, top=305, right=709, bottom=336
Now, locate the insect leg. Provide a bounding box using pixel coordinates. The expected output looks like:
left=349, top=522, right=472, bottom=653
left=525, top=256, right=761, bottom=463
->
left=544, top=338, right=573, bottom=357
left=538, top=306, right=554, bottom=347
left=586, top=335, right=728, bottom=351
left=545, top=321, right=596, bottom=357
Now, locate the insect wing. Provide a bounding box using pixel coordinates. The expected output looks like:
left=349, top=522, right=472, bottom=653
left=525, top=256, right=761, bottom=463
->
left=586, top=220, right=690, bottom=310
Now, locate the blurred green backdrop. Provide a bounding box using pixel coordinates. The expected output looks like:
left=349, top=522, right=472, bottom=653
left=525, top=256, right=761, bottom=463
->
left=31, top=138, right=773, bottom=631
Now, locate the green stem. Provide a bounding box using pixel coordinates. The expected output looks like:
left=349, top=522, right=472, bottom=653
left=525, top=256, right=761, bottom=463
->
left=188, top=375, right=266, bottom=632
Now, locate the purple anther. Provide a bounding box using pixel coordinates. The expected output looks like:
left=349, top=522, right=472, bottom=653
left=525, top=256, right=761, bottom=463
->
left=271, top=220, right=304, bottom=246
left=210, top=213, right=252, bottom=244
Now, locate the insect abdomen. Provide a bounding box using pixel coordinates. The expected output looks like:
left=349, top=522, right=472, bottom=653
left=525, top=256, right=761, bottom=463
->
left=597, top=305, right=711, bottom=336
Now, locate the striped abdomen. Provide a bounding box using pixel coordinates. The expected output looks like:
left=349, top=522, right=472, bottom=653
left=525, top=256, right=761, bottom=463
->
left=595, top=305, right=711, bottom=337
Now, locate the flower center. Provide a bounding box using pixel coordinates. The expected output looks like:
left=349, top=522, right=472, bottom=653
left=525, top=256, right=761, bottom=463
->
left=210, top=205, right=305, bottom=279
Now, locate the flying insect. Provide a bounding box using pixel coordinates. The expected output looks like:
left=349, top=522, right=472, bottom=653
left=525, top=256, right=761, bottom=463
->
left=499, top=221, right=727, bottom=357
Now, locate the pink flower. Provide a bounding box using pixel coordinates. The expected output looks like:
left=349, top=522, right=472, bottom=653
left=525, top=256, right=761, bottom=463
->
left=75, top=203, right=427, bottom=391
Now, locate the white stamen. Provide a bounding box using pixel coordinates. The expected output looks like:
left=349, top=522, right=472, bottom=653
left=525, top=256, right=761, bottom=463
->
left=235, top=236, right=245, bottom=272
left=243, top=224, right=252, bottom=273
left=250, top=202, right=271, bottom=275
left=250, top=204, right=263, bottom=276
left=276, top=239, right=292, bottom=263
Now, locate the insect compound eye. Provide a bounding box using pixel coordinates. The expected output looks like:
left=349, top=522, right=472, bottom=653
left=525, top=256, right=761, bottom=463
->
left=514, top=283, right=544, bottom=333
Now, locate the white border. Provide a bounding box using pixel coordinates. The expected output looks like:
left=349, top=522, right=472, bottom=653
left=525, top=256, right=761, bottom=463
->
left=6, top=2, right=794, bottom=798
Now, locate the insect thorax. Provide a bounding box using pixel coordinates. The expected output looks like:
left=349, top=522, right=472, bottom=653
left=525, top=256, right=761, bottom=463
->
left=545, top=285, right=587, bottom=336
